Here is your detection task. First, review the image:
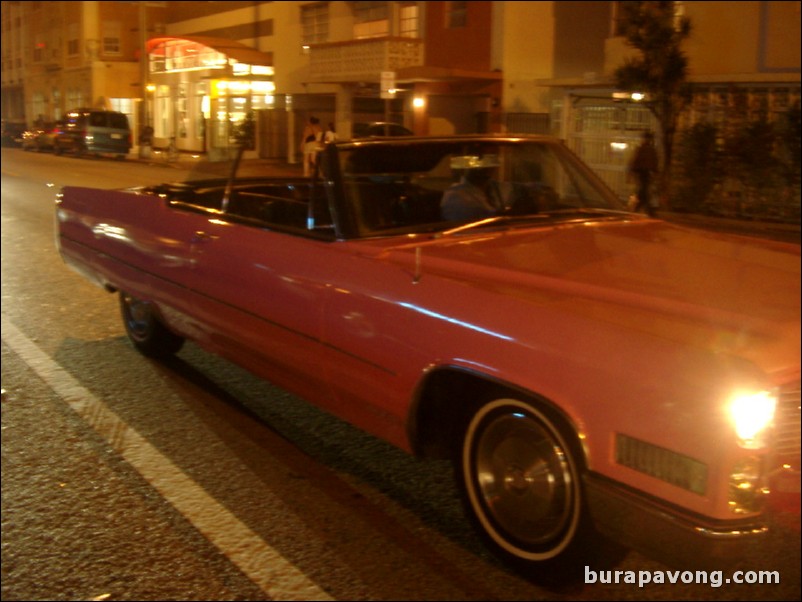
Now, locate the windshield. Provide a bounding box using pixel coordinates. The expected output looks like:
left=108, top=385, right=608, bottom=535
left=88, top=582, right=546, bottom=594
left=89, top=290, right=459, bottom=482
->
left=335, top=138, right=624, bottom=238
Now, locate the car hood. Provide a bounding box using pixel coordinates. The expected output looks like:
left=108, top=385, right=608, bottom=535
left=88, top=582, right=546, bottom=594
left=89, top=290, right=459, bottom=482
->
left=376, top=219, right=801, bottom=376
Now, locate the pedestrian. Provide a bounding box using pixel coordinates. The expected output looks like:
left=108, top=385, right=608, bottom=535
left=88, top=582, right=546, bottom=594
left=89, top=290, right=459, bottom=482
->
left=628, top=131, right=659, bottom=217
left=323, top=122, right=338, bottom=144
left=301, top=116, right=323, bottom=177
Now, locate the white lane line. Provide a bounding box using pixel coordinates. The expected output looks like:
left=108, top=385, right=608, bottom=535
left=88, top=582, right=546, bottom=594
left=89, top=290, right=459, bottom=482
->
left=2, top=317, right=333, bottom=602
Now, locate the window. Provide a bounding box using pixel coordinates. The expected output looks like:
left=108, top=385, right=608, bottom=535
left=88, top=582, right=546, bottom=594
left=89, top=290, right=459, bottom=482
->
left=33, top=37, right=45, bottom=63
left=446, top=1, right=467, bottom=28
left=109, top=98, right=134, bottom=132
left=177, top=84, right=188, bottom=139
left=194, top=82, right=207, bottom=141
left=67, top=24, right=79, bottom=56
left=399, top=2, right=419, bottom=38
left=155, top=85, right=171, bottom=138
left=353, top=1, right=389, bottom=39
left=101, top=21, right=121, bottom=55
left=52, top=88, right=61, bottom=120
left=32, top=92, right=46, bottom=120
left=66, top=88, right=84, bottom=110
left=301, top=2, right=329, bottom=47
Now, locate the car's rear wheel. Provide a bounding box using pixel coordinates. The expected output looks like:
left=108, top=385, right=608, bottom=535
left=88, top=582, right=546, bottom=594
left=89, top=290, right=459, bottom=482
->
left=455, top=396, right=623, bottom=585
left=120, top=292, right=184, bottom=357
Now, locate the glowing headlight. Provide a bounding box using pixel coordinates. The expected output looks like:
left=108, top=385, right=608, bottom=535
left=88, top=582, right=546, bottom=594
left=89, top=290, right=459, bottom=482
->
left=728, top=390, right=776, bottom=449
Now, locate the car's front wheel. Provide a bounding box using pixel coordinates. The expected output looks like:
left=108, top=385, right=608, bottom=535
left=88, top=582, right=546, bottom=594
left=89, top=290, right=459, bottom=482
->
left=120, top=292, right=184, bottom=358
left=455, top=396, right=623, bottom=585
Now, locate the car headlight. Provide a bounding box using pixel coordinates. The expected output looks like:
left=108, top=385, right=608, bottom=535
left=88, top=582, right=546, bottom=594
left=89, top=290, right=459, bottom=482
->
left=728, top=389, right=776, bottom=449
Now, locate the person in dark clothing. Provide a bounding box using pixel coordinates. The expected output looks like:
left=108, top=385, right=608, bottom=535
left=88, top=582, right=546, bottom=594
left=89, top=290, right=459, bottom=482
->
left=441, top=155, right=504, bottom=222
left=628, top=131, right=659, bottom=217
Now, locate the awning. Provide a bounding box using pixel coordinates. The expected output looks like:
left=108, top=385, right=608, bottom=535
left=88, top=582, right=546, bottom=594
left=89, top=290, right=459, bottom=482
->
left=146, top=35, right=273, bottom=66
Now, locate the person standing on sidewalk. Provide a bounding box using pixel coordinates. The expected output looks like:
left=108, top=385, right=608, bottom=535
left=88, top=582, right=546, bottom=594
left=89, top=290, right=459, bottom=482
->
left=323, top=122, right=338, bottom=144
left=301, top=116, right=323, bottom=177
left=628, top=131, right=659, bottom=217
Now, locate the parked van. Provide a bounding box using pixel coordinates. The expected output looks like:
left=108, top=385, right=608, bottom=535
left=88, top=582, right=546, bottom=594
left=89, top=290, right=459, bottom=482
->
left=54, top=109, right=131, bottom=159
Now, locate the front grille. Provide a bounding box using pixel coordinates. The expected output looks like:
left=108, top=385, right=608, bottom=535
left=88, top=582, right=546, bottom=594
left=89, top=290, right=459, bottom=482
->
left=774, top=380, right=801, bottom=471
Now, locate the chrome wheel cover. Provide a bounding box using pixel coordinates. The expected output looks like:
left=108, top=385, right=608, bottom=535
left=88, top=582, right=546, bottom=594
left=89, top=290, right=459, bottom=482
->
left=121, top=293, right=153, bottom=342
left=463, top=398, right=580, bottom=559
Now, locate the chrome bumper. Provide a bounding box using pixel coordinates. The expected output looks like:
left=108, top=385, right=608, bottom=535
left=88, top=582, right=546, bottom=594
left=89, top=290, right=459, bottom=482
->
left=585, top=473, right=768, bottom=569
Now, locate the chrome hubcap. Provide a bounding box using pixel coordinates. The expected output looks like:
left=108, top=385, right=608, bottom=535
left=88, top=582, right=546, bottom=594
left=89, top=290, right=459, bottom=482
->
left=473, top=409, right=573, bottom=547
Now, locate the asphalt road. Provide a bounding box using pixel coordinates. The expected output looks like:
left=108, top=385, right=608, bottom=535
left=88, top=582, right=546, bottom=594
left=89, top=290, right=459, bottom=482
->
left=2, top=147, right=800, bottom=601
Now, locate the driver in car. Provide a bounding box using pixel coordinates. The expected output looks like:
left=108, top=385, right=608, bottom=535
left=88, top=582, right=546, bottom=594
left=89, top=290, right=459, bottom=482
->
left=440, top=155, right=504, bottom=222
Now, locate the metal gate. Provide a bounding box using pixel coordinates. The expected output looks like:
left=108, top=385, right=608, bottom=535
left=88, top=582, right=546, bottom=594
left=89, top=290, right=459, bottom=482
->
left=563, top=98, right=657, bottom=200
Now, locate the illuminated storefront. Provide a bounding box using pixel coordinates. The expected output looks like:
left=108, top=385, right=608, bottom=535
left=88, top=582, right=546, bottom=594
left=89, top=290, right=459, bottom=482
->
left=145, top=36, right=274, bottom=158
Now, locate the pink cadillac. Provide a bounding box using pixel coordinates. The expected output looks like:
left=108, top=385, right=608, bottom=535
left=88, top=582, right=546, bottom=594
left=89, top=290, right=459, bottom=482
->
left=55, top=135, right=800, bottom=584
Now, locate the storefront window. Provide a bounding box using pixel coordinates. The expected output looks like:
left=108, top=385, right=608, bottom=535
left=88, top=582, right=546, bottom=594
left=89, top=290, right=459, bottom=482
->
left=146, top=38, right=273, bottom=153
left=195, top=82, right=207, bottom=143
left=155, top=85, right=171, bottom=138
left=177, top=84, right=188, bottom=138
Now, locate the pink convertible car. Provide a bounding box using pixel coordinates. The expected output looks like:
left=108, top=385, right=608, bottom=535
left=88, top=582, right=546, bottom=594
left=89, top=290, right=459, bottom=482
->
left=55, top=135, right=800, bottom=584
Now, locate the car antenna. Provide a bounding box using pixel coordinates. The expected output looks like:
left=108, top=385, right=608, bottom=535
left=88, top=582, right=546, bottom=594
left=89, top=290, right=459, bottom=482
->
left=413, top=246, right=422, bottom=283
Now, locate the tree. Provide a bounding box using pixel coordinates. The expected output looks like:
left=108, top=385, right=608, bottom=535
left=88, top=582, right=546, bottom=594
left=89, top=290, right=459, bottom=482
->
left=614, top=1, right=692, bottom=209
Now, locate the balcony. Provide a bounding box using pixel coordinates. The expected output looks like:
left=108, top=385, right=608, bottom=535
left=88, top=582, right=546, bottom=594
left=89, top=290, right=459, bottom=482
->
left=308, top=37, right=423, bottom=84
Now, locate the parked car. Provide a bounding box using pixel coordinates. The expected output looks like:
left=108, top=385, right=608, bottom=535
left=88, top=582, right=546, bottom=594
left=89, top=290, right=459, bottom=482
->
left=1, top=120, right=27, bottom=147
left=353, top=121, right=413, bottom=138
left=54, top=135, right=800, bottom=584
left=22, top=121, right=63, bottom=152
left=53, top=108, right=131, bottom=159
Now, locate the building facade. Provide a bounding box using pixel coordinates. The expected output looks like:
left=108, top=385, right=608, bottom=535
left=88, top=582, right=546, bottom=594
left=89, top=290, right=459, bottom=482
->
left=2, top=1, right=800, bottom=203
left=1, top=1, right=167, bottom=140
left=550, top=1, right=802, bottom=199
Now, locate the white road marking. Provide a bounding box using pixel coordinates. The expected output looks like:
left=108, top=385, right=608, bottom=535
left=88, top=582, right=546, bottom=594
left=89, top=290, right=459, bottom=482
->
left=2, top=317, right=333, bottom=601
